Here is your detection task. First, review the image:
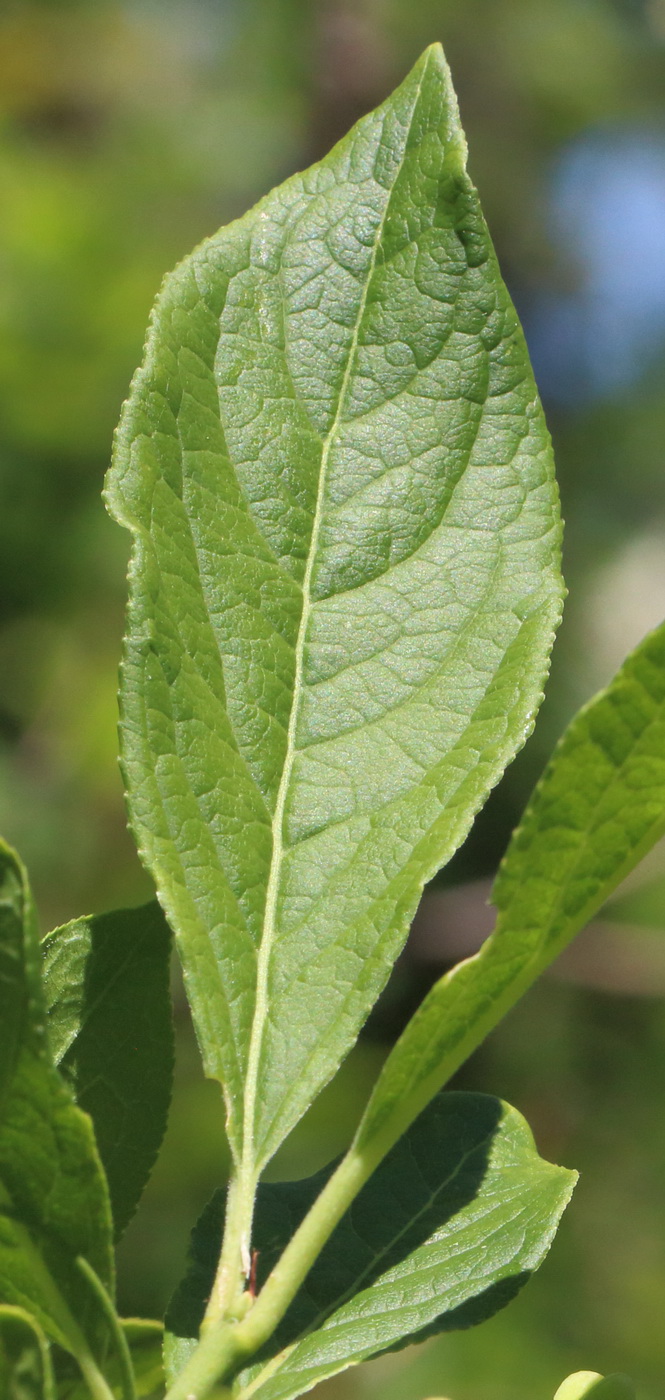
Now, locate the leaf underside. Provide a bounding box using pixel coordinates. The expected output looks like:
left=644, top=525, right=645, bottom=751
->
left=106, top=42, right=562, bottom=1175
left=356, top=618, right=665, bottom=1150
left=164, top=1092, right=574, bottom=1398
left=42, top=901, right=174, bottom=1239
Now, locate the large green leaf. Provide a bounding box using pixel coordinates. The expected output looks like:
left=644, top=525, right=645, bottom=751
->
left=106, top=42, right=562, bottom=1172
left=354, top=619, right=665, bottom=1155
left=42, top=901, right=174, bottom=1238
left=0, top=840, right=114, bottom=1366
left=163, top=1093, right=574, bottom=1393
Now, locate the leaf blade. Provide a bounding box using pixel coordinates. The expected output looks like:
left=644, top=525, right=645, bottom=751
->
left=0, top=840, right=114, bottom=1363
left=164, top=1094, right=574, bottom=1399
left=42, top=901, right=174, bottom=1238
left=354, top=618, right=665, bottom=1154
left=493, top=617, right=665, bottom=952
left=106, top=43, right=562, bottom=1170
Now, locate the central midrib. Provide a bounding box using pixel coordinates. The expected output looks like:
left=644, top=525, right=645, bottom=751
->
left=237, top=68, right=427, bottom=1215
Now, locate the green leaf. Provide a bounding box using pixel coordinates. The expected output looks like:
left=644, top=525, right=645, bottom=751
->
left=164, top=1093, right=574, bottom=1394
left=0, top=848, right=27, bottom=1114
left=106, top=41, right=562, bottom=1175
left=0, top=1306, right=55, bottom=1400
left=0, top=840, right=114, bottom=1366
left=492, top=617, right=665, bottom=959
left=42, top=901, right=174, bottom=1238
left=354, top=618, right=665, bottom=1156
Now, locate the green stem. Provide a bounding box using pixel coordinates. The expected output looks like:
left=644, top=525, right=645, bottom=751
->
left=76, top=1350, right=117, bottom=1400
left=77, top=1256, right=137, bottom=1400
left=169, top=962, right=553, bottom=1398
left=170, top=962, right=559, bottom=1397
left=162, top=1142, right=386, bottom=1400
left=236, top=1147, right=374, bottom=1345
left=203, top=1172, right=255, bottom=1330
left=162, top=1323, right=244, bottom=1400
left=0, top=1306, right=58, bottom=1400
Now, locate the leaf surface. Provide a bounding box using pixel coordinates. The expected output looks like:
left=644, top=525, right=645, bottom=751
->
left=42, top=901, right=173, bottom=1237
left=164, top=1094, right=573, bottom=1398
left=106, top=43, right=562, bottom=1170
left=355, top=619, right=665, bottom=1153
left=0, top=840, right=114, bottom=1363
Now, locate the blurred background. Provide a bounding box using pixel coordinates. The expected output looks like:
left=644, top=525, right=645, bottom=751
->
left=2, top=1, right=665, bottom=1397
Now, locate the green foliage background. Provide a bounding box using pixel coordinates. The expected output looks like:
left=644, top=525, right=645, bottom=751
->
left=1, top=2, right=665, bottom=1397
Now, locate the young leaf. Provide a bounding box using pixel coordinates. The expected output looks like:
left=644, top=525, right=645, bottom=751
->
left=42, top=901, right=174, bottom=1238
left=0, top=1306, right=55, bottom=1400
left=163, top=1093, right=574, bottom=1392
left=353, top=618, right=665, bottom=1157
left=0, top=839, right=114, bottom=1368
left=106, top=41, right=562, bottom=1181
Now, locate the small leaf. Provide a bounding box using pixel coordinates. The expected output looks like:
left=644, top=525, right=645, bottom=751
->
left=0, top=1306, right=55, bottom=1400
left=354, top=619, right=665, bottom=1154
left=164, top=1093, right=574, bottom=1396
left=106, top=40, right=562, bottom=1176
left=0, top=840, right=114, bottom=1364
left=42, top=901, right=174, bottom=1237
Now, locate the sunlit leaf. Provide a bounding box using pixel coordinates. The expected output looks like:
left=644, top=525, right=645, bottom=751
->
left=106, top=42, right=562, bottom=1177
left=355, top=619, right=665, bottom=1155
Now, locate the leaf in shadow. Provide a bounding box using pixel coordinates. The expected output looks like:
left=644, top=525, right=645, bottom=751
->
left=43, top=901, right=173, bottom=1237
left=164, top=1092, right=574, bottom=1396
